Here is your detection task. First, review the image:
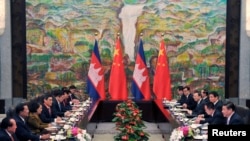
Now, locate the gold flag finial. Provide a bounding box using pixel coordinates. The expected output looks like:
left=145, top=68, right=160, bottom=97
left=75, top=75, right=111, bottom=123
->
left=161, top=33, right=165, bottom=40
left=140, top=33, right=143, bottom=38
left=117, top=32, right=120, bottom=39
left=94, top=32, right=98, bottom=40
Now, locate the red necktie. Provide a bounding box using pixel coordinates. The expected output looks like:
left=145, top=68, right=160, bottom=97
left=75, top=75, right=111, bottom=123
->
left=48, top=107, right=51, bottom=115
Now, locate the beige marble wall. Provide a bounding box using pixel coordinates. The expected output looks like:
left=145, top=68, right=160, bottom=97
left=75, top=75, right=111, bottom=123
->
left=239, top=0, right=250, bottom=106
left=0, top=0, right=12, bottom=110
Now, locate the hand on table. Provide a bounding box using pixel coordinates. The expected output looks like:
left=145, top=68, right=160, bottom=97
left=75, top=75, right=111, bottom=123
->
left=187, top=110, right=192, bottom=115
left=56, top=116, right=62, bottom=121
left=195, top=117, right=204, bottom=124
left=72, top=99, right=80, bottom=104
left=198, top=114, right=204, bottom=118
left=64, top=111, right=71, bottom=117
left=182, top=103, right=187, bottom=109
left=171, top=99, right=177, bottom=102
left=40, top=134, right=50, bottom=140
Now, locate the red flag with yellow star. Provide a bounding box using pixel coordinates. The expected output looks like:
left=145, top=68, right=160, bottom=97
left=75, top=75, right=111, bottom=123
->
left=153, top=40, right=172, bottom=100
left=108, top=37, right=128, bottom=100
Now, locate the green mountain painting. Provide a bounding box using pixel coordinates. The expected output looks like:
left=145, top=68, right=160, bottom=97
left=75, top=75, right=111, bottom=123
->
left=26, top=0, right=227, bottom=99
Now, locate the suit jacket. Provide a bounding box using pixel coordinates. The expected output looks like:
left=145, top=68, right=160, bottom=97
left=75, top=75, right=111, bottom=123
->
left=52, top=98, right=65, bottom=117
left=192, top=99, right=205, bottom=116
left=203, top=97, right=209, bottom=103
left=66, top=93, right=78, bottom=103
left=201, top=109, right=225, bottom=125
left=0, top=129, right=19, bottom=141
left=39, top=103, right=56, bottom=123
left=62, top=100, right=72, bottom=111
left=183, top=94, right=197, bottom=110
left=228, top=112, right=245, bottom=125
left=214, top=100, right=223, bottom=112
left=177, top=94, right=186, bottom=105
left=14, top=115, right=39, bottom=141
left=27, top=113, right=49, bottom=134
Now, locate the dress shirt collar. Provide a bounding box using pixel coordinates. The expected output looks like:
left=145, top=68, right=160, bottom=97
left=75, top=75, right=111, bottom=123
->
left=211, top=110, right=215, bottom=117
left=227, top=112, right=235, bottom=122
left=5, top=129, right=12, bottom=137
left=44, top=103, right=51, bottom=109
left=203, top=96, right=207, bottom=100
left=213, top=100, right=219, bottom=105
left=19, top=115, right=25, bottom=123
left=197, top=99, right=202, bottom=105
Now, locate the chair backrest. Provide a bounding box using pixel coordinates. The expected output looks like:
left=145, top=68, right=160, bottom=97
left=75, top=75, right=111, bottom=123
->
left=235, top=105, right=250, bottom=124
left=0, top=99, right=5, bottom=114
left=6, top=107, right=15, bottom=118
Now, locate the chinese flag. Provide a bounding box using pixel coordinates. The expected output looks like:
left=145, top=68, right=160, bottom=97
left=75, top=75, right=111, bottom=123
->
left=131, top=39, right=151, bottom=100
left=153, top=40, right=172, bottom=100
left=108, top=37, right=128, bottom=100
left=86, top=40, right=105, bottom=100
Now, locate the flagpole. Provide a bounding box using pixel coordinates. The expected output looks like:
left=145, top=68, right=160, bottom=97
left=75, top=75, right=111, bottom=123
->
left=117, top=32, right=120, bottom=39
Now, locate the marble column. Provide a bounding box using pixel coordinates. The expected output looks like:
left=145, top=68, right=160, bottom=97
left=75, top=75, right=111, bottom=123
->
left=239, top=0, right=250, bottom=106
left=0, top=0, right=12, bottom=112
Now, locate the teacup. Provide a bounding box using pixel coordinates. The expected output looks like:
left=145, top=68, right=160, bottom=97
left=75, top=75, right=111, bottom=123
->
left=63, top=124, right=70, bottom=130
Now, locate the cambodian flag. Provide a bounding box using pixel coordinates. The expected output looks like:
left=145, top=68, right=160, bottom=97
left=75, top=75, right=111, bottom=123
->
left=86, top=40, right=105, bottom=100
left=131, top=39, right=151, bottom=100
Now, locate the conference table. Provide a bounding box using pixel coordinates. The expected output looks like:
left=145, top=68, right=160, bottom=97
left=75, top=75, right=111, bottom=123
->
left=44, top=98, right=95, bottom=141
left=46, top=99, right=206, bottom=140
left=88, top=99, right=181, bottom=139
left=88, top=99, right=207, bottom=140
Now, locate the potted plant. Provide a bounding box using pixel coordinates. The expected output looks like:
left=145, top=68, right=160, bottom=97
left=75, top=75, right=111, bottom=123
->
left=112, top=99, right=150, bottom=141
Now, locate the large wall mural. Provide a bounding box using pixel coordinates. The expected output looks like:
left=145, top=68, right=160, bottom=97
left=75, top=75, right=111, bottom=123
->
left=26, top=0, right=227, bottom=99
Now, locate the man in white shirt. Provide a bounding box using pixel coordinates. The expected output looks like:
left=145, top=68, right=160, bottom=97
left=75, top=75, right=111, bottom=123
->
left=14, top=103, right=50, bottom=141
left=187, top=91, right=205, bottom=116
left=0, top=117, right=18, bottom=141
left=221, top=101, right=244, bottom=125
left=201, top=89, right=209, bottom=103
left=195, top=102, right=225, bottom=125
left=208, top=91, right=223, bottom=112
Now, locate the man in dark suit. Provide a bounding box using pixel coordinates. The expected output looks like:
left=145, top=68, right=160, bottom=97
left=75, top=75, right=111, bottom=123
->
left=61, top=89, right=72, bottom=111
left=187, top=91, right=205, bottom=116
left=182, top=86, right=196, bottom=110
left=0, top=117, right=19, bottom=141
left=209, top=91, right=223, bottom=112
left=67, top=85, right=80, bottom=105
left=14, top=103, right=50, bottom=141
left=222, top=101, right=244, bottom=125
left=176, top=86, right=185, bottom=105
left=195, top=102, right=225, bottom=125
left=52, top=89, right=71, bottom=117
left=201, top=89, right=209, bottom=103
left=40, top=94, right=59, bottom=123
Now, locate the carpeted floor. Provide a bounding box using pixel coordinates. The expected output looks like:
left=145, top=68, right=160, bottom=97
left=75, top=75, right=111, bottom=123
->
left=87, top=121, right=172, bottom=141
left=92, top=133, right=168, bottom=141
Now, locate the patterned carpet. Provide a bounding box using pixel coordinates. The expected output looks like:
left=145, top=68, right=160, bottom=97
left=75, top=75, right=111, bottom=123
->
left=87, top=121, right=172, bottom=141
